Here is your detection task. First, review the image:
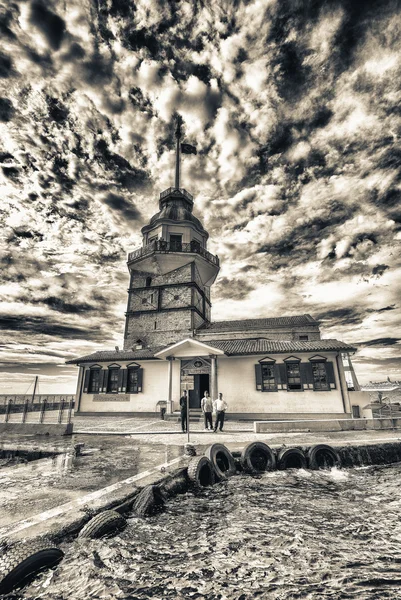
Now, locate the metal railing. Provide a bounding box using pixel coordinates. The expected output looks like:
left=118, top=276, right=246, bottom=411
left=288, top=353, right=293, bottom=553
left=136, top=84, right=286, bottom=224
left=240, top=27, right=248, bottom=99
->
left=128, top=240, right=219, bottom=266
left=0, top=397, right=75, bottom=424
left=160, top=187, right=193, bottom=202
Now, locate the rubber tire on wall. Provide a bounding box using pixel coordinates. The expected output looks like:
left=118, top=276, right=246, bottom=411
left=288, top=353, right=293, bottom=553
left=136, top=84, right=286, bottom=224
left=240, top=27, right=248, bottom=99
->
left=205, top=444, right=236, bottom=480
left=0, top=541, right=64, bottom=594
left=78, top=510, right=127, bottom=539
left=277, top=447, right=307, bottom=470
left=307, top=444, right=341, bottom=470
left=187, top=456, right=215, bottom=488
left=240, top=442, right=276, bottom=473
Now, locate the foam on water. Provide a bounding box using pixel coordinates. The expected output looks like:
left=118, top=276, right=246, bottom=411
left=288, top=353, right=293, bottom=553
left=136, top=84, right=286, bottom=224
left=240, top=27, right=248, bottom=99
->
left=13, top=462, right=401, bottom=600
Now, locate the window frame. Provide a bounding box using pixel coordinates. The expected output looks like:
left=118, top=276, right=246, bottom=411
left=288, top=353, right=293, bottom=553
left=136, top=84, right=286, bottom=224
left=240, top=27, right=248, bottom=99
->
left=88, top=368, right=101, bottom=393
left=261, top=363, right=277, bottom=392
left=107, top=367, right=120, bottom=393
left=285, top=361, right=303, bottom=392
left=127, top=367, right=139, bottom=394
left=169, top=234, right=182, bottom=252
left=311, top=361, right=329, bottom=391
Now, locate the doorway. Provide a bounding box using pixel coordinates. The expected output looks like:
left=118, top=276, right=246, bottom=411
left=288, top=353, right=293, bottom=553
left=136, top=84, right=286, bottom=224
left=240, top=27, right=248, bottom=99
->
left=189, top=374, right=210, bottom=408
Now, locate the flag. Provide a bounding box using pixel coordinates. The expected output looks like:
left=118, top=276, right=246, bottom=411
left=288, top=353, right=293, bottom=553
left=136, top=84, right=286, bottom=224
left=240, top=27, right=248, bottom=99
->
left=181, top=143, right=197, bottom=155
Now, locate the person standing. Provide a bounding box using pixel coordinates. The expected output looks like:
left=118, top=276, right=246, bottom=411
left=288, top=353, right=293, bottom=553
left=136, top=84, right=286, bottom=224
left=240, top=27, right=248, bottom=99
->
left=201, top=391, right=213, bottom=430
left=213, top=392, right=228, bottom=432
left=180, top=390, right=188, bottom=433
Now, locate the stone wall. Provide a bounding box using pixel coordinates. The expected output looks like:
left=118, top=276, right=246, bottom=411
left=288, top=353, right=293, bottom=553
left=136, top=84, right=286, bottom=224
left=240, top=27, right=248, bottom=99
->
left=197, top=325, right=321, bottom=341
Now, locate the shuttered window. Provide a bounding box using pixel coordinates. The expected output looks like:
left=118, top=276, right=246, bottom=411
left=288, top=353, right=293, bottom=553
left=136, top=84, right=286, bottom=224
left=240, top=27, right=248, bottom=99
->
left=127, top=368, right=139, bottom=393
left=312, top=362, right=329, bottom=390
left=107, top=368, right=120, bottom=393
left=88, top=369, right=101, bottom=393
left=262, top=364, right=276, bottom=391
left=286, top=362, right=302, bottom=390
left=127, top=368, right=144, bottom=393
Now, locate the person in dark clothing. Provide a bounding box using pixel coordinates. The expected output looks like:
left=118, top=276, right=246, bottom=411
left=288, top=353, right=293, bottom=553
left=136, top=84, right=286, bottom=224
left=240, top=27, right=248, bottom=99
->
left=180, top=390, right=188, bottom=433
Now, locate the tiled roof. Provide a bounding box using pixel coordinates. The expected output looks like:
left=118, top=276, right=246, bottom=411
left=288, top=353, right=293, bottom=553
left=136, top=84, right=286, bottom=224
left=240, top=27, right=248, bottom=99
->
left=199, top=338, right=356, bottom=355
left=66, top=348, right=157, bottom=364
left=198, top=314, right=318, bottom=331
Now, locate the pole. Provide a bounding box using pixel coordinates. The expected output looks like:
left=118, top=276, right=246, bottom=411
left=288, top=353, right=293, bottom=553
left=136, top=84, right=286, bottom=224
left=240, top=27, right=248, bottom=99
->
left=31, top=376, right=38, bottom=404
left=175, top=118, right=181, bottom=189
left=186, top=382, right=190, bottom=443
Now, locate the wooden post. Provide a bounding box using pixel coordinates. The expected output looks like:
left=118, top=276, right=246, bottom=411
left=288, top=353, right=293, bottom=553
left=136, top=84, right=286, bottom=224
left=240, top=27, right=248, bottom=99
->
left=31, top=376, right=38, bottom=403
left=22, top=398, right=29, bottom=423
left=5, top=399, right=12, bottom=423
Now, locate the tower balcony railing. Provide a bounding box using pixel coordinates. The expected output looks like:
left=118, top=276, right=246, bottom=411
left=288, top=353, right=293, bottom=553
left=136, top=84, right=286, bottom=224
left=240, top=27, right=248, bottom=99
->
left=160, top=187, right=193, bottom=202
left=128, top=240, right=219, bottom=266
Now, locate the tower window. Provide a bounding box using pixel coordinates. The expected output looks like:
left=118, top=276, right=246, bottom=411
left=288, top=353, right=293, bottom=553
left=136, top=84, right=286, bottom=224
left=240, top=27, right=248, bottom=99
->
left=299, top=335, right=309, bottom=341
left=174, top=294, right=180, bottom=300
left=145, top=276, right=152, bottom=287
left=154, top=321, right=157, bottom=329
left=170, top=234, right=182, bottom=252
left=142, top=298, right=147, bottom=304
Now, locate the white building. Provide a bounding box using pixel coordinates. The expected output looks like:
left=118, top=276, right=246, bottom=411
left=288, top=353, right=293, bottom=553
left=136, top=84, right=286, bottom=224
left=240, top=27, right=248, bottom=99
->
left=67, top=125, right=365, bottom=421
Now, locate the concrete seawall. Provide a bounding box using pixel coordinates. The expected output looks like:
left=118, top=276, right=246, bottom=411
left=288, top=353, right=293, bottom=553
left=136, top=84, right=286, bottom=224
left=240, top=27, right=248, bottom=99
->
left=254, top=417, right=400, bottom=433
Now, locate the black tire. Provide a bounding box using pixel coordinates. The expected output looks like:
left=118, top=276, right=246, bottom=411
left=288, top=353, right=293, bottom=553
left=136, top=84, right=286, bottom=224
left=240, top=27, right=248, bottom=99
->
left=157, top=468, right=189, bottom=499
left=187, top=456, right=215, bottom=487
left=205, top=444, right=236, bottom=480
left=240, top=442, right=276, bottom=473
left=78, top=510, right=126, bottom=539
left=0, top=541, right=64, bottom=594
left=277, top=447, right=307, bottom=470
left=132, top=485, right=165, bottom=517
left=307, top=444, right=341, bottom=470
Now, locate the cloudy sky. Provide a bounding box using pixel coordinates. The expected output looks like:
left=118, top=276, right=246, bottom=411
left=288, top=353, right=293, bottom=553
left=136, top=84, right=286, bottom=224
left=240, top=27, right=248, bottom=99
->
left=1, top=0, right=400, bottom=393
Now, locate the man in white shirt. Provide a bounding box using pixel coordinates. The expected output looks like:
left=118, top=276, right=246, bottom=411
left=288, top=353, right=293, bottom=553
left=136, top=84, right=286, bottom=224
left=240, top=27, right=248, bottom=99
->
left=201, top=391, right=213, bottom=430
left=213, top=392, right=228, bottom=432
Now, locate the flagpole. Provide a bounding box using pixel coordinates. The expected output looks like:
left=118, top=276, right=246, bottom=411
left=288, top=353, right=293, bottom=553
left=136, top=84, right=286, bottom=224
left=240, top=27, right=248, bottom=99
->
left=175, top=118, right=181, bottom=189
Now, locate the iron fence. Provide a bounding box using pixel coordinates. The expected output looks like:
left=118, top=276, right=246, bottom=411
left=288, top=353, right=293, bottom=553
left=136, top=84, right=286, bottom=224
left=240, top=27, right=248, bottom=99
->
left=128, top=240, right=219, bottom=266
left=0, top=397, right=74, bottom=424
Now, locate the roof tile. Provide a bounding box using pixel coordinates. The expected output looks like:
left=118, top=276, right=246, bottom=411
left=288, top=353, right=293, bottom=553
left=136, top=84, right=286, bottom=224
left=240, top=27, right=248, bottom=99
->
left=198, top=314, right=318, bottom=331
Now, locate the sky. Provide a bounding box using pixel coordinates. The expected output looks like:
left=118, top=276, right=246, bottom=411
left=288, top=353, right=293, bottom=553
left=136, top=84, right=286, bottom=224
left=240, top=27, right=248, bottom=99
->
left=0, top=0, right=401, bottom=393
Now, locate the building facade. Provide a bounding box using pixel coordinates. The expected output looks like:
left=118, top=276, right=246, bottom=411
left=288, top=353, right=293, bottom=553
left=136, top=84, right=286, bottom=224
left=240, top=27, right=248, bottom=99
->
left=67, top=131, right=366, bottom=421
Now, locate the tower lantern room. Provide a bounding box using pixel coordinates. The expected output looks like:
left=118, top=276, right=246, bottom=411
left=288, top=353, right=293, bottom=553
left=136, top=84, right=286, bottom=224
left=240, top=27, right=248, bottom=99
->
left=124, top=119, right=220, bottom=351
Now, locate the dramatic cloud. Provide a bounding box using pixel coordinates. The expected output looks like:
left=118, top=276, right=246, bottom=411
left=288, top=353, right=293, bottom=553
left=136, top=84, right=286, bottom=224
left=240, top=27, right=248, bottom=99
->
left=1, top=0, right=401, bottom=391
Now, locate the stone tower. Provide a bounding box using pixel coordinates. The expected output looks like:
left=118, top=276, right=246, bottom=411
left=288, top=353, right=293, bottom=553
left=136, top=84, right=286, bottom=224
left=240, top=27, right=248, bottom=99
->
left=123, top=121, right=220, bottom=350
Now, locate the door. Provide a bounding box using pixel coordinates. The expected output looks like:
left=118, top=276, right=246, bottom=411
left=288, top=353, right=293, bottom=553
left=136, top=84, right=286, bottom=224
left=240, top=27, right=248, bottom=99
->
left=188, top=374, right=210, bottom=408
left=352, top=405, right=361, bottom=418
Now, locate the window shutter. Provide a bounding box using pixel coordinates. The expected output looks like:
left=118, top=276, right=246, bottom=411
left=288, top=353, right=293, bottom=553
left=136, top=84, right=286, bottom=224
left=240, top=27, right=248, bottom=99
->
left=83, top=370, right=90, bottom=393
left=255, top=364, right=262, bottom=390
left=300, top=363, right=314, bottom=385
left=137, top=368, right=143, bottom=392
left=122, top=369, right=128, bottom=392
left=274, top=364, right=281, bottom=385
left=102, top=370, right=109, bottom=393
left=326, top=362, right=336, bottom=387
left=118, top=369, right=124, bottom=392
left=278, top=364, right=287, bottom=386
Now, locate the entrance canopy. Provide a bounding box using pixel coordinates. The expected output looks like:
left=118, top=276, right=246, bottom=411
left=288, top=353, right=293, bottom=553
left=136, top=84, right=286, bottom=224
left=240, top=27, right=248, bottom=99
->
left=154, top=338, right=225, bottom=359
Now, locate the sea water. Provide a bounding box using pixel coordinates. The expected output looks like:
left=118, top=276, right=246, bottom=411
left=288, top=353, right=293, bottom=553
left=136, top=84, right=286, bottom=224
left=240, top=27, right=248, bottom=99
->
left=14, top=462, right=401, bottom=599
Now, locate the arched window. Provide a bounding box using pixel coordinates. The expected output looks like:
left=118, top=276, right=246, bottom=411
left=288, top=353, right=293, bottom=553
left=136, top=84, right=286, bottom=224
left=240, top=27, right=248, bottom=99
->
left=145, top=276, right=152, bottom=287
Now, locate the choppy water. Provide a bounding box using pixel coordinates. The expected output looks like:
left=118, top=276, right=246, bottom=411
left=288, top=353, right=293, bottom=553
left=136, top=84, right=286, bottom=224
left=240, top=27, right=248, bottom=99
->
left=9, top=463, right=401, bottom=600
